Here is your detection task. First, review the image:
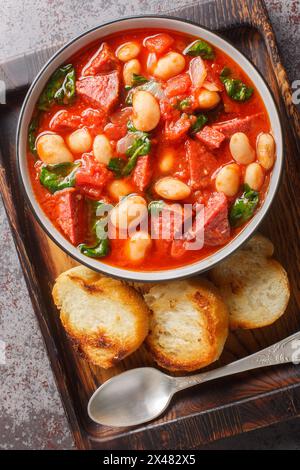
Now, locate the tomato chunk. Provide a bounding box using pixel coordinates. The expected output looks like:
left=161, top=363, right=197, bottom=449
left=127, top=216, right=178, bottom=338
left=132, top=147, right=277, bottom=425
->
left=195, top=126, right=225, bottom=150
left=132, top=155, right=152, bottom=191
left=56, top=188, right=85, bottom=245
left=80, top=108, right=106, bottom=129
left=212, top=113, right=262, bottom=137
left=82, top=43, right=119, bottom=76
left=75, top=155, right=113, bottom=199
left=165, top=74, right=191, bottom=98
left=185, top=139, right=218, bottom=189
left=144, top=33, right=174, bottom=54
left=49, top=110, right=81, bottom=132
left=76, top=71, right=120, bottom=112
left=165, top=114, right=191, bottom=141
left=159, top=99, right=180, bottom=122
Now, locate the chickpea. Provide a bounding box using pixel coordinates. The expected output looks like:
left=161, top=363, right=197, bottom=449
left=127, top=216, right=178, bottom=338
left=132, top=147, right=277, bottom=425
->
left=154, top=177, right=191, bottom=200
left=244, top=162, right=264, bottom=191
left=123, top=59, right=141, bottom=86
left=110, top=195, right=147, bottom=230
left=116, top=42, right=141, bottom=62
left=215, top=163, right=240, bottom=197
left=229, top=132, right=255, bottom=164
left=159, top=148, right=175, bottom=173
left=93, top=134, right=112, bottom=165
left=154, top=52, right=185, bottom=80
left=198, top=89, right=220, bottom=109
left=66, top=128, right=92, bottom=154
left=36, top=133, right=73, bottom=164
left=132, top=90, right=160, bottom=132
left=108, top=179, right=134, bottom=202
left=257, top=133, right=275, bottom=170
left=126, top=231, right=152, bottom=263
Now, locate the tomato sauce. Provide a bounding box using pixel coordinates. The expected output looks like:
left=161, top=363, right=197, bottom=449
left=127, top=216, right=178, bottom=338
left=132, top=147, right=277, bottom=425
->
left=27, top=29, right=273, bottom=271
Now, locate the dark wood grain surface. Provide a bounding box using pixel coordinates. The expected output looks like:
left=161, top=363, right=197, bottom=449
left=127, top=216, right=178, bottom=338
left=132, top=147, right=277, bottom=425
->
left=0, top=0, right=299, bottom=450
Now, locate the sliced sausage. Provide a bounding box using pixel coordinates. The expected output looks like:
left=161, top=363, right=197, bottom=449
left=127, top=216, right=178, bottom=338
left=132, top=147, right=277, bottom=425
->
left=76, top=71, right=120, bottom=113
left=82, top=42, right=119, bottom=76
left=132, top=155, right=152, bottom=191
left=185, top=139, right=218, bottom=190
left=212, top=113, right=262, bottom=137
left=195, top=125, right=225, bottom=150
left=56, top=188, right=85, bottom=245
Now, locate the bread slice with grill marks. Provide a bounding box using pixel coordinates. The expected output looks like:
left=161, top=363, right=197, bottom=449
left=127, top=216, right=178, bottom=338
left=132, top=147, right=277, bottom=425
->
left=144, top=278, right=229, bottom=372
left=209, top=234, right=290, bottom=329
left=52, top=266, right=149, bottom=368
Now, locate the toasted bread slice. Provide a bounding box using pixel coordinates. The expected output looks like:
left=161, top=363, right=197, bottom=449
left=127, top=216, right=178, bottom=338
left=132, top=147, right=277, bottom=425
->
left=144, top=278, right=229, bottom=372
left=52, top=266, right=149, bottom=368
left=210, top=234, right=290, bottom=330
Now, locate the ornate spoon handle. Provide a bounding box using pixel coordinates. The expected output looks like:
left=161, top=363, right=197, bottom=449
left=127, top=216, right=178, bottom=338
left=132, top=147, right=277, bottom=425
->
left=175, top=331, right=300, bottom=391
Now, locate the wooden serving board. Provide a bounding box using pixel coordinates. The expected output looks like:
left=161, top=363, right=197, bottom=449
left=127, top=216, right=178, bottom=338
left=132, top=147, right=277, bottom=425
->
left=0, top=0, right=300, bottom=450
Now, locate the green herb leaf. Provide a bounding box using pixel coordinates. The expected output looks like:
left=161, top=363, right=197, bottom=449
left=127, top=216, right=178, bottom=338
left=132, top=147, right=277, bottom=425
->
left=39, top=162, right=80, bottom=193
left=176, top=98, right=191, bottom=111
left=123, top=133, right=151, bottom=176
left=127, top=120, right=138, bottom=133
left=148, top=200, right=166, bottom=215
left=28, top=115, right=39, bottom=155
left=38, top=64, right=76, bottom=111
left=220, top=67, right=253, bottom=102
left=78, top=237, right=109, bottom=258
left=183, top=39, right=215, bottom=59
left=190, top=114, right=208, bottom=134
left=108, top=157, right=126, bottom=177
left=229, top=184, right=259, bottom=227
left=132, top=74, right=148, bottom=86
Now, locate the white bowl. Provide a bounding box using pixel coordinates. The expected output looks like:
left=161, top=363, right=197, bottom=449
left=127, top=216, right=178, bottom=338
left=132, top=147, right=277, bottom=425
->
left=17, top=16, right=283, bottom=282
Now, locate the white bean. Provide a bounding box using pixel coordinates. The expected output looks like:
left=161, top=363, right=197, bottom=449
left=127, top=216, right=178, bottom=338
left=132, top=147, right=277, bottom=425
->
left=116, top=42, right=141, bottom=62
left=93, top=134, right=113, bottom=165
left=123, top=59, right=141, bottom=86
left=215, top=163, right=240, bottom=197
left=229, top=132, right=255, bottom=164
left=198, top=89, right=220, bottom=109
left=244, top=162, right=264, bottom=191
left=154, top=52, right=185, bottom=80
left=126, top=231, right=152, bottom=262
left=159, top=148, right=175, bottom=173
left=66, top=128, right=92, bottom=154
left=257, top=133, right=275, bottom=170
left=132, top=90, right=160, bottom=132
left=36, top=133, right=73, bottom=164
left=154, top=177, right=191, bottom=200
left=110, top=195, right=147, bottom=230
left=108, top=179, right=134, bottom=202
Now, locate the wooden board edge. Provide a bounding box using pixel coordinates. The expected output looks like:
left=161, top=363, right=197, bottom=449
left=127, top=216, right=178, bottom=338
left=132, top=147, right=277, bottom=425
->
left=88, top=382, right=300, bottom=449
left=0, top=164, right=90, bottom=450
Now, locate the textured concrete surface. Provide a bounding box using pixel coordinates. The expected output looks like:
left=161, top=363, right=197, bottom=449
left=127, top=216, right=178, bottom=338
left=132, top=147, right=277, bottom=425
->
left=0, top=0, right=299, bottom=451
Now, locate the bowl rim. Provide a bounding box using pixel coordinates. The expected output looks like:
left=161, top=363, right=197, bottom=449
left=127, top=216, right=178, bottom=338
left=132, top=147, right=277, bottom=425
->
left=16, top=14, right=284, bottom=282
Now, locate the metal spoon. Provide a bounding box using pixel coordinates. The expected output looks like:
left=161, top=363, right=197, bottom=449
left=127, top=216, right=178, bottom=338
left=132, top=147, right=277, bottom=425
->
left=88, top=331, right=300, bottom=427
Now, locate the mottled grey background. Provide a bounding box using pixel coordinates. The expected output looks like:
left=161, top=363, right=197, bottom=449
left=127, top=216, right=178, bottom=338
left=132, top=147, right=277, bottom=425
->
left=0, top=0, right=299, bottom=450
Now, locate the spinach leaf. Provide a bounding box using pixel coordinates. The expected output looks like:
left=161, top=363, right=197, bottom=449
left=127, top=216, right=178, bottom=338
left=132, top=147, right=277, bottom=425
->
left=108, top=157, right=126, bottom=177
left=39, top=162, right=80, bottom=193
left=38, top=64, right=76, bottom=111
left=190, top=114, right=208, bottom=134
left=176, top=97, right=191, bottom=111
left=183, top=39, right=215, bottom=59
left=132, top=74, right=148, bottom=86
left=28, top=115, right=39, bottom=155
left=229, top=184, right=259, bottom=227
left=122, top=133, right=151, bottom=175
left=79, top=237, right=109, bottom=258
left=127, top=120, right=138, bottom=133
left=220, top=67, right=253, bottom=102
left=148, top=200, right=166, bottom=215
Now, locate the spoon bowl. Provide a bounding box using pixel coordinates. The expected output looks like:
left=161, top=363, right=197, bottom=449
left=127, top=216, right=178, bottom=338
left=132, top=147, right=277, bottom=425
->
left=88, top=367, right=175, bottom=427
